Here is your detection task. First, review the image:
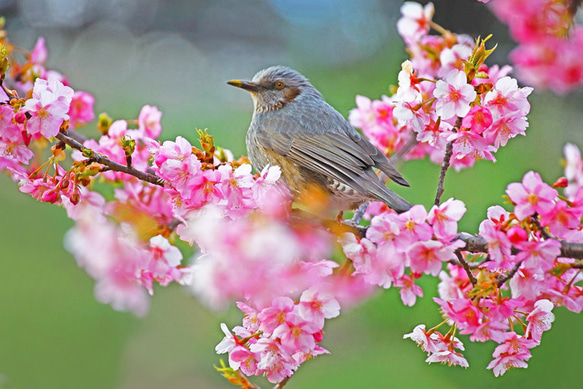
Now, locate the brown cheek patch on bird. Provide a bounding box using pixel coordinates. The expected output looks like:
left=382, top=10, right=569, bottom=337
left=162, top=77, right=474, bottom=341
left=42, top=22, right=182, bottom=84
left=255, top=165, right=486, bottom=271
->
left=283, top=86, right=302, bottom=103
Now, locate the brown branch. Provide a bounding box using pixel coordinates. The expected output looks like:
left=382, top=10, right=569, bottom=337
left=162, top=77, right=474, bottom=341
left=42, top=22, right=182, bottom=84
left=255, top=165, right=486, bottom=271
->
left=273, top=377, right=290, bottom=389
left=55, top=130, right=165, bottom=187
left=434, top=139, right=453, bottom=206
left=340, top=223, right=583, bottom=261
left=434, top=117, right=462, bottom=206
left=455, top=251, right=477, bottom=285
left=390, top=136, right=419, bottom=164
left=496, top=260, right=523, bottom=287
left=64, top=129, right=89, bottom=144
left=456, top=232, right=583, bottom=259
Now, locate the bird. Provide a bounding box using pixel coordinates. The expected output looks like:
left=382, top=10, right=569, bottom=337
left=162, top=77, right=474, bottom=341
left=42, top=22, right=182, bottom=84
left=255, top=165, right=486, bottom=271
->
left=227, top=65, right=412, bottom=213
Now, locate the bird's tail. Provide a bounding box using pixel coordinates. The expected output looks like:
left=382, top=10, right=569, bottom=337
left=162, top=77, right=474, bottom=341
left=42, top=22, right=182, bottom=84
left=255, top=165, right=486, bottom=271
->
left=371, top=181, right=412, bottom=213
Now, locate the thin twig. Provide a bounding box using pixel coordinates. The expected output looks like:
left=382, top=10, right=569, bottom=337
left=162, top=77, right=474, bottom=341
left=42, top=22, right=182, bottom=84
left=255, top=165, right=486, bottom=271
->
left=273, top=376, right=290, bottom=389
left=455, top=251, right=478, bottom=285
left=531, top=216, right=553, bottom=240
left=496, top=261, right=523, bottom=287
left=390, top=136, right=418, bottom=164
left=55, top=130, right=165, bottom=187
left=434, top=117, right=462, bottom=206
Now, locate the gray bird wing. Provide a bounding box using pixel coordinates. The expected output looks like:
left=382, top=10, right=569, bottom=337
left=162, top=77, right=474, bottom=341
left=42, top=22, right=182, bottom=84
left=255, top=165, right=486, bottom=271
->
left=253, top=104, right=411, bottom=211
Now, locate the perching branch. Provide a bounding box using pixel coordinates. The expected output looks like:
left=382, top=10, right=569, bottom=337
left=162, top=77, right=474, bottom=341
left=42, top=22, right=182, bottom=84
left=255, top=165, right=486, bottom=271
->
left=340, top=221, right=583, bottom=260
left=55, top=130, right=165, bottom=187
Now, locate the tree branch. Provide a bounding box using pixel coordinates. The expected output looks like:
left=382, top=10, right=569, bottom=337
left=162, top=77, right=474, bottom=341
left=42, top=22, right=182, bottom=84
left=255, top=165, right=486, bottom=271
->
left=55, top=130, right=165, bottom=187
left=434, top=117, right=462, bottom=206
left=496, top=260, right=523, bottom=287
left=455, top=251, right=478, bottom=285
left=390, top=136, right=418, bottom=164
left=273, top=377, right=290, bottom=389
left=341, top=222, right=583, bottom=260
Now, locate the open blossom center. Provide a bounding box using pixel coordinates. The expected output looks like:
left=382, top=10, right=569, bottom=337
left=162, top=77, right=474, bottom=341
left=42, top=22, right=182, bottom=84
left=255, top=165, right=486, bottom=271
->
left=449, top=87, right=462, bottom=102
left=527, top=193, right=539, bottom=205
left=38, top=106, right=49, bottom=118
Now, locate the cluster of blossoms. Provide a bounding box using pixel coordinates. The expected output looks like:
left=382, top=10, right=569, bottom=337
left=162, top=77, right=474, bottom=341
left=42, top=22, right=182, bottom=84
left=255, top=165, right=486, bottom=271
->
left=400, top=153, right=583, bottom=375
left=350, top=1, right=533, bottom=171
left=483, top=0, right=583, bottom=94
left=216, top=289, right=340, bottom=384
left=340, top=198, right=466, bottom=306
left=0, top=26, right=351, bottom=385
left=0, top=33, right=308, bottom=317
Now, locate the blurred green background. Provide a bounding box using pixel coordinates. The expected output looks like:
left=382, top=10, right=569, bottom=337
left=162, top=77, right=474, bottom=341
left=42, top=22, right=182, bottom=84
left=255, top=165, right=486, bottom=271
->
left=2, top=0, right=583, bottom=388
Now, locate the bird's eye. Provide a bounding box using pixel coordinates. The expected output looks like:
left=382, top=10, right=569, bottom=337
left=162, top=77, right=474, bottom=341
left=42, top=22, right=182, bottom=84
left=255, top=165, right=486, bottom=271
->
left=275, top=81, right=285, bottom=89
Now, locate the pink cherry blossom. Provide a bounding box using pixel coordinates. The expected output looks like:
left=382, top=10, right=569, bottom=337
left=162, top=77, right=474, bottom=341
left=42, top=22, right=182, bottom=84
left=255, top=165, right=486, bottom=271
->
left=461, top=106, right=493, bottom=134
left=138, top=105, right=163, bottom=139
left=437, top=265, right=468, bottom=300
left=215, top=322, right=238, bottom=355
left=525, top=299, right=555, bottom=341
left=483, top=114, right=529, bottom=149
left=479, top=218, right=515, bottom=270
left=487, top=0, right=583, bottom=93
left=258, top=297, right=295, bottom=335
left=564, top=143, right=583, bottom=199
left=396, top=275, right=424, bottom=306
left=153, top=136, right=202, bottom=194
left=68, top=91, right=95, bottom=129
left=30, top=36, right=48, bottom=64
left=540, top=199, right=583, bottom=237
left=396, top=1, right=434, bottom=43
left=506, top=171, right=558, bottom=220
left=439, top=44, right=472, bottom=76
left=484, top=77, right=533, bottom=118
left=392, top=100, right=428, bottom=133
left=509, top=264, right=546, bottom=300
left=348, top=95, right=378, bottom=131
left=272, top=312, right=320, bottom=354
left=398, top=205, right=433, bottom=244
left=396, top=60, right=423, bottom=102
left=433, top=69, right=477, bottom=120
left=249, top=338, right=296, bottom=384
left=23, top=77, right=73, bottom=139
left=434, top=297, right=508, bottom=343
left=0, top=105, right=23, bottom=143
left=340, top=233, right=392, bottom=287
left=487, top=332, right=538, bottom=377
left=229, top=345, right=259, bottom=376
left=450, top=130, right=496, bottom=164
left=425, top=348, right=469, bottom=368
left=427, top=198, right=466, bottom=240
left=408, top=240, right=456, bottom=276
left=139, top=235, right=184, bottom=294
left=515, top=239, right=561, bottom=271
left=64, top=215, right=151, bottom=316
left=298, top=288, right=340, bottom=328
left=403, top=324, right=441, bottom=355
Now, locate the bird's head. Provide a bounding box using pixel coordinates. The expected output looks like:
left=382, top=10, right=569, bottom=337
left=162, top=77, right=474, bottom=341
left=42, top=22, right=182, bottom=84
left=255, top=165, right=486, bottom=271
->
left=227, top=66, right=321, bottom=112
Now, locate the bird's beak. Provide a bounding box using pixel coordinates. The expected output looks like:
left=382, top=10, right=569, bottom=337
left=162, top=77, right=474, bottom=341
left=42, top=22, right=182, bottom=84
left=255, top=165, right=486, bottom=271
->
left=227, top=80, right=260, bottom=93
